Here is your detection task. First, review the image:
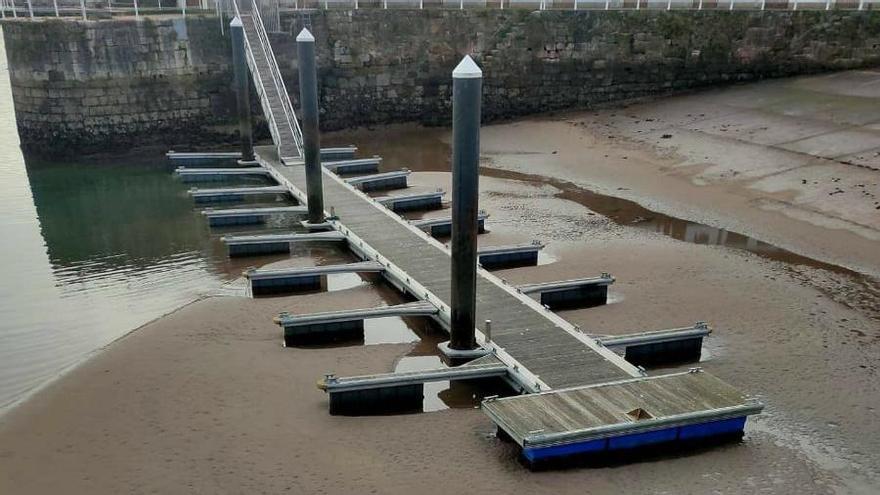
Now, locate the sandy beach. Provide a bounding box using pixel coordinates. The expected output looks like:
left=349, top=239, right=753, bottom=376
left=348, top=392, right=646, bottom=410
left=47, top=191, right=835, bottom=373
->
left=2, top=72, right=880, bottom=494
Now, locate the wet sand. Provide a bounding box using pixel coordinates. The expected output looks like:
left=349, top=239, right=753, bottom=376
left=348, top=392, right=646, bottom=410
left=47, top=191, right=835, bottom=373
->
left=3, top=71, right=880, bottom=494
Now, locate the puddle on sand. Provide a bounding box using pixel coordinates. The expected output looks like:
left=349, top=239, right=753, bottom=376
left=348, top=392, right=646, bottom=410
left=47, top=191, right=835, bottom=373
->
left=395, top=333, right=515, bottom=413
left=327, top=125, right=868, bottom=274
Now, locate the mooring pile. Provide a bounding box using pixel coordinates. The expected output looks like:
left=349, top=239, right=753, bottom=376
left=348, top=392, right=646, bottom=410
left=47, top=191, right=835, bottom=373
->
left=170, top=4, right=763, bottom=469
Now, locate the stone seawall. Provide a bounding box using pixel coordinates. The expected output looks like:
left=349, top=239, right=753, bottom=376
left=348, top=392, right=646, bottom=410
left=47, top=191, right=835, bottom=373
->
left=2, top=16, right=239, bottom=156
left=4, top=11, right=880, bottom=156
left=279, top=10, right=880, bottom=130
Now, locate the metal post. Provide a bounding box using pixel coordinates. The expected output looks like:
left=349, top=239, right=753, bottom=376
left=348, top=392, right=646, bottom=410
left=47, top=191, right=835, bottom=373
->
left=230, top=17, right=255, bottom=163
left=80, top=0, right=85, bottom=19
left=484, top=320, right=492, bottom=343
left=25, top=0, right=31, bottom=18
left=825, top=0, right=831, bottom=9
left=729, top=0, right=734, bottom=10
left=605, top=0, right=609, bottom=9
left=1, top=0, right=5, bottom=19
left=667, top=0, right=671, bottom=10
left=449, top=55, right=482, bottom=352
left=297, top=28, right=325, bottom=225
left=760, top=0, right=764, bottom=10
left=158, top=0, right=162, bottom=9
left=699, top=0, right=703, bottom=9
left=574, top=0, right=578, bottom=10
left=53, top=0, right=58, bottom=16
left=859, top=0, right=864, bottom=10
left=182, top=0, right=186, bottom=17
left=793, top=0, right=797, bottom=10
left=636, top=0, right=639, bottom=10
left=134, top=0, right=139, bottom=17
left=460, top=0, right=463, bottom=9
left=11, top=0, right=16, bottom=18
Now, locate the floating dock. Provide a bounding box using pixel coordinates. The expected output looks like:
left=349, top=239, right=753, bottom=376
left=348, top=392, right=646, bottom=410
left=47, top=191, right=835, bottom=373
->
left=482, top=369, right=763, bottom=468
left=478, top=243, right=545, bottom=269
left=221, top=231, right=346, bottom=257
left=412, top=212, right=488, bottom=237
left=188, top=185, right=289, bottom=203
left=168, top=147, right=357, bottom=165
left=518, top=274, right=614, bottom=309
left=174, top=166, right=271, bottom=183
left=376, top=191, right=445, bottom=212
left=597, top=323, right=711, bottom=366
left=167, top=151, right=242, bottom=166
left=345, top=170, right=410, bottom=192
left=275, top=301, right=438, bottom=346
left=245, top=260, right=385, bottom=294
left=323, top=157, right=382, bottom=175
left=223, top=8, right=765, bottom=467
left=318, top=354, right=507, bottom=415
left=202, top=206, right=308, bottom=227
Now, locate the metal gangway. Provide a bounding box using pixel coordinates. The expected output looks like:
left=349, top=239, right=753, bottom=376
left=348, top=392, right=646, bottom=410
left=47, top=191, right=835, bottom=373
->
left=232, top=0, right=304, bottom=164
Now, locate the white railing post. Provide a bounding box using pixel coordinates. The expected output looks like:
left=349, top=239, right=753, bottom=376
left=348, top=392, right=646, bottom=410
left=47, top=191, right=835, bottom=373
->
left=699, top=0, right=703, bottom=9
left=25, top=0, right=32, bottom=18
left=182, top=0, right=186, bottom=17
left=604, top=0, right=609, bottom=9
left=52, top=0, right=58, bottom=16
left=80, top=0, right=86, bottom=19
left=729, top=0, right=734, bottom=10
left=636, top=0, right=640, bottom=9
left=574, top=0, right=578, bottom=9
left=158, top=0, right=162, bottom=9
left=667, top=0, right=671, bottom=10
left=460, top=0, right=464, bottom=9
left=859, top=0, right=864, bottom=10
left=825, top=0, right=831, bottom=9
left=355, top=0, right=358, bottom=8
left=793, top=0, right=798, bottom=10
left=1, top=0, right=5, bottom=19
left=383, top=0, right=387, bottom=8
left=134, top=0, right=139, bottom=17
left=761, top=0, right=765, bottom=10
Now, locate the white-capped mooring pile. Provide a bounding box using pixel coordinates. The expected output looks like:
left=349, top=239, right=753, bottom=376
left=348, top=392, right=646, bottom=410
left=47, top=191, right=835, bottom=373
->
left=169, top=14, right=763, bottom=470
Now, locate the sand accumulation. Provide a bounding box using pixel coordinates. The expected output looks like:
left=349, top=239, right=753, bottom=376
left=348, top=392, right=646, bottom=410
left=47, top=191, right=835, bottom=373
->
left=3, top=71, right=880, bottom=494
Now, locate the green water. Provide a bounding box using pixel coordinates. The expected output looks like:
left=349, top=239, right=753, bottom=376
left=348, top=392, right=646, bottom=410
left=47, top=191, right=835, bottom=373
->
left=0, top=32, right=246, bottom=410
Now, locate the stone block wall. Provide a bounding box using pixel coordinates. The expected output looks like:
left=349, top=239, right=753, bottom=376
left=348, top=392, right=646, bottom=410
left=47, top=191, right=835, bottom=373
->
left=2, top=16, right=238, bottom=156
left=276, top=10, right=880, bottom=130
left=4, top=11, right=880, bottom=155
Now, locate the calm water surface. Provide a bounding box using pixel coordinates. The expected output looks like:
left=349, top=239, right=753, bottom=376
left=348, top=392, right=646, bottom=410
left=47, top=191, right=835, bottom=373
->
left=0, top=34, right=246, bottom=410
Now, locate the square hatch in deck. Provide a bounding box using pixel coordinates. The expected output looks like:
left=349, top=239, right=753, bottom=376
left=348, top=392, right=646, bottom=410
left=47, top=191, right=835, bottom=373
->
left=481, top=369, right=763, bottom=462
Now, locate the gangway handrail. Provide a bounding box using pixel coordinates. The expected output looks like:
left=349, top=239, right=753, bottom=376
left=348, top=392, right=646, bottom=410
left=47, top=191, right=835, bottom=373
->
left=250, top=1, right=305, bottom=156
left=250, top=1, right=305, bottom=155
left=232, top=0, right=304, bottom=160
left=232, top=0, right=285, bottom=159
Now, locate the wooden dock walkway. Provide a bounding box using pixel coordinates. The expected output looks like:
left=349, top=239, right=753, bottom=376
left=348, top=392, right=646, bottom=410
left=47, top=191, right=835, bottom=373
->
left=258, top=146, right=640, bottom=391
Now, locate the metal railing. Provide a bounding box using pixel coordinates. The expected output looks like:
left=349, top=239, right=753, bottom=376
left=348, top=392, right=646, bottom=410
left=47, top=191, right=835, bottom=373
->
left=0, top=1, right=218, bottom=20
left=249, top=0, right=304, bottom=156
left=231, top=0, right=304, bottom=159
left=3, top=0, right=875, bottom=20
left=281, top=0, right=875, bottom=8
